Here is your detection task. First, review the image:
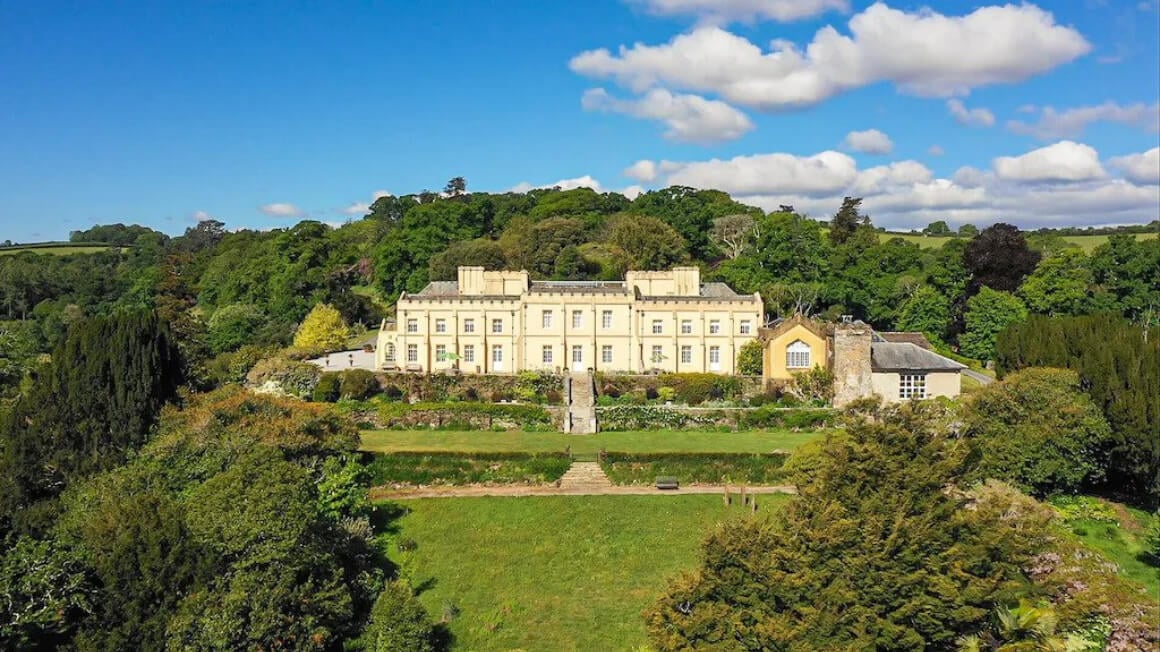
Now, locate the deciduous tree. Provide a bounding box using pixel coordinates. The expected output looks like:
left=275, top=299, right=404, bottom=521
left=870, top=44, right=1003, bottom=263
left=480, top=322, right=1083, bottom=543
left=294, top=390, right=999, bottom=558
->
left=293, top=303, right=350, bottom=352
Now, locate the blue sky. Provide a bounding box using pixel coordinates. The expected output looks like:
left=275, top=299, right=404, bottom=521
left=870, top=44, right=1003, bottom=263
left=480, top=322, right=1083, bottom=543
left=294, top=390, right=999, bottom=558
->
left=1, top=0, right=1158, bottom=241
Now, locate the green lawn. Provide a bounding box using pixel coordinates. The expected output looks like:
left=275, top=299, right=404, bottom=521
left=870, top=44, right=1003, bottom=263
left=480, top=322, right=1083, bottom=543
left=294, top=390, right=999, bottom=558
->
left=870, top=231, right=1157, bottom=252
left=0, top=245, right=115, bottom=256
left=1066, top=504, right=1159, bottom=598
left=379, top=495, right=787, bottom=651
left=360, top=428, right=825, bottom=454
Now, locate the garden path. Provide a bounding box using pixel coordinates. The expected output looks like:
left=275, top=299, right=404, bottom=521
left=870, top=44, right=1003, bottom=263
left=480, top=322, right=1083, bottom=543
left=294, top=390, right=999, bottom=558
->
left=370, top=483, right=796, bottom=500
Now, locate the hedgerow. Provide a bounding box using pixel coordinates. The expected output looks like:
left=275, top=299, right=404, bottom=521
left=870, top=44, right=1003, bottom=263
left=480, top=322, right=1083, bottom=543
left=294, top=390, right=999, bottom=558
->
left=600, top=452, right=790, bottom=485
left=365, top=452, right=571, bottom=486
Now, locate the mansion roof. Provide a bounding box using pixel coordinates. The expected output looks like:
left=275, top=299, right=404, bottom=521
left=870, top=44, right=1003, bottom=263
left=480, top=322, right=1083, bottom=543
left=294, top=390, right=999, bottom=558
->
left=410, top=279, right=749, bottom=300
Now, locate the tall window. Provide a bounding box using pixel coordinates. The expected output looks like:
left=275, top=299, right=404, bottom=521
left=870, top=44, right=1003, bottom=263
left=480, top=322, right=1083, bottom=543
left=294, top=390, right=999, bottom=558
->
left=407, top=344, right=418, bottom=363
left=709, top=320, right=721, bottom=334
left=492, top=345, right=503, bottom=363
left=572, top=345, right=583, bottom=363
left=542, top=345, right=553, bottom=364
left=385, top=343, right=396, bottom=362
left=786, top=340, right=811, bottom=369
left=899, top=374, right=927, bottom=399
left=572, top=310, right=583, bottom=328
left=681, top=319, right=692, bottom=334
left=651, top=345, right=663, bottom=363
left=491, top=318, right=503, bottom=334
left=406, top=318, right=418, bottom=333
left=739, top=320, right=751, bottom=335
left=463, top=318, right=475, bottom=333
left=601, top=345, right=613, bottom=363
left=463, top=345, right=475, bottom=363
left=680, top=345, right=692, bottom=364
left=435, top=344, right=447, bottom=361
left=435, top=319, right=446, bottom=333
left=652, top=319, right=663, bottom=334
left=602, top=310, right=612, bottom=329
left=709, top=346, right=721, bottom=366
left=542, top=310, right=553, bottom=328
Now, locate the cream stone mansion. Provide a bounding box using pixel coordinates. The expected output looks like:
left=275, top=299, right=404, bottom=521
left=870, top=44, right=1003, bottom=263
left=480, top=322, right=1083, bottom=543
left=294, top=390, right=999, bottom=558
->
left=375, top=266, right=763, bottom=375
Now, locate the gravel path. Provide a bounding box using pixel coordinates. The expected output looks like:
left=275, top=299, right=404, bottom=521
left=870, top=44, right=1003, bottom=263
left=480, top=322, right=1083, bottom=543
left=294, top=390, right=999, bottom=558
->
left=370, top=483, right=797, bottom=500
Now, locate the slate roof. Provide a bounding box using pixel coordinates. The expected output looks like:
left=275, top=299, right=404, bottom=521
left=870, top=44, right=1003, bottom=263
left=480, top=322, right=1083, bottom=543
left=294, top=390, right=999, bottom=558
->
left=876, top=331, right=933, bottom=350
left=414, top=281, right=460, bottom=297
left=871, top=342, right=966, bottom=372
left=699, top=283, right=740, bottom=298
left=413, top=279, right=751, bottom=299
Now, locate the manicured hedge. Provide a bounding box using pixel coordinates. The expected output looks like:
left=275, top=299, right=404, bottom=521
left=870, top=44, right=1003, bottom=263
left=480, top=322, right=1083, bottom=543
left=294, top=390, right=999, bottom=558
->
left=600, top=452, right=790, bottom=485
left=365, top=451, right=571, bottom=486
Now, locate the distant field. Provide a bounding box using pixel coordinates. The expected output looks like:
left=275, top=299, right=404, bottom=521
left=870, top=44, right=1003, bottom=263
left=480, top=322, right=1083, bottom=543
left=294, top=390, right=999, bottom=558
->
left=378, top=495, right=787, bottom=651
left=0, top=242, right=116, bottom=256
left=359, top=428, right=826, bottom=454
left=874, top=231, right=1157, bottom=252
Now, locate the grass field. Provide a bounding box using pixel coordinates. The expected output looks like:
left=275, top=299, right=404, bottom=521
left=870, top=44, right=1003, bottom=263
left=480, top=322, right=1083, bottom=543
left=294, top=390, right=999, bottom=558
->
left=379, top=495, right=787, bottom=651
left=0, top=245, right=114, bottom=256
left=360, top=428, right=825, bottom=454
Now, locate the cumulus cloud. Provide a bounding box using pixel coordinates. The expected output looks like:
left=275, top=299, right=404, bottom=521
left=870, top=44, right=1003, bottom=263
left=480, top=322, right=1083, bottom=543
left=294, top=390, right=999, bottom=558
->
left=259, top=202, right=303, bottom=218
left=624, top=159, right=659, bottom=182
left=581, top=87, right=753, bottom=143
left=947, top=99, right=995, bottom=127
left=993, top=141, right=1106, bottom=183
left=629, top=0, right=848, bottom=23
left=343, top=203, right=370, bottom=216
left=630, top=140, right=1157, bottom=230
left=1109, top=147, right=1160, bottom=185
left=189, top=210, right=216, bottom=223
left=843, top=128, right=893, bottom=154
left=509, top=175, right=604, bottom=194
left=1007, top=101, right=1160, bottom=139
left=928, top=145, right=945, bottom=156
left=571, top=3, right=1089, bottom=111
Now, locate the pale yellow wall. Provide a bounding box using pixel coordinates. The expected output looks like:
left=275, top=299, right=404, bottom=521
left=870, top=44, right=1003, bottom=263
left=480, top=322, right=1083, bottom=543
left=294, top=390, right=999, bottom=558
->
left=376, top=271, right=762, bottom=375
left=764, top=324, right=829, bottom=381
left=871, top=371, right=961, bottom=402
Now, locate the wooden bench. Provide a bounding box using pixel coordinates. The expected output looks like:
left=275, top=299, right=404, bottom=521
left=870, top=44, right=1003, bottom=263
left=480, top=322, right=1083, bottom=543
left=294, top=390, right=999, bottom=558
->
left=656, top=476, right=679, bottom=491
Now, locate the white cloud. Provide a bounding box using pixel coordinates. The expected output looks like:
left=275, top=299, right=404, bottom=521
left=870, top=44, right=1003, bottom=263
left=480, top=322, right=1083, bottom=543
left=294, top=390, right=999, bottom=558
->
left=619, top=185, right=646, bottom=200
left=946, top=99, right=995, bottom=127
left=633, top=140, right=1158, bottom=230
left=581, top=87, right=753, bottom=143
left=629, top=0, right=849, bottom=23
left=259, top=202, right=303, bottom=218
left=1109, top=147, right=1160, bottom=185
left=509, top=175, right=604, bottom=194
left=570, top=3, right=1089, bottom=111
left=189, top=210, right=215, bottom=223
left=1007, top=101, right=1160, bottom=139
left=843, top=128, right=893, bottom=154
left=928, top=145, right=945, bottom=156
left=373, top=190, right=393, bottom=199
left=343, top=203, right=370, bottom=216
left=624, top=159, right=659, bottom=182
left=993, top=141, right=1106, bottom=183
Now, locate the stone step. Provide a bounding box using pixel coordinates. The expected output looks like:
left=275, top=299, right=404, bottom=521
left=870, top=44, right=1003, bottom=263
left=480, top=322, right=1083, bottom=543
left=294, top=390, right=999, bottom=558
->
left=558, top=462, right=612, bottom=490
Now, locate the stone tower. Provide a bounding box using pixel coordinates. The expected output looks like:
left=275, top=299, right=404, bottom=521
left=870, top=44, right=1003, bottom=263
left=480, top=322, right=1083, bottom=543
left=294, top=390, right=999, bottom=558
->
left=832, top=321, right=873, bottom=407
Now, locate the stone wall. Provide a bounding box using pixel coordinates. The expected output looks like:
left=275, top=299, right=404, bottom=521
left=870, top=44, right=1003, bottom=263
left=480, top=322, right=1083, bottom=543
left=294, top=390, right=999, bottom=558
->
left=831, top=322, right=873, bottom=407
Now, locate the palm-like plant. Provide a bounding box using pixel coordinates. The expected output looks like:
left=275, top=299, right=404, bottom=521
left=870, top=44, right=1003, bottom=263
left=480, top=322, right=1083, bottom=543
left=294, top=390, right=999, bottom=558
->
left=957, top=601, right=1098, bottom=652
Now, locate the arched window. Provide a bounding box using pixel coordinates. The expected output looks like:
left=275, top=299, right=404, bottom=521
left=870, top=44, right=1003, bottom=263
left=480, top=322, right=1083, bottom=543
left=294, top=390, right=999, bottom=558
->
left=786, top=340, right=811, bottom=369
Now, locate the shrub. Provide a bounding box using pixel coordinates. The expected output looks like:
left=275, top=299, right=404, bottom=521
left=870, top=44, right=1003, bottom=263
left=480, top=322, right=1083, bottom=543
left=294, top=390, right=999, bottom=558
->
left=339, top=369, right=380, bottom=400
left=600, top=384, right=621, bottom=399
left=362, top=580, right=437, bottom=652
left=735, top=407, right=832, bottom=430
left=490, top=389, right=513, bottom=403
left=461, top=387, right=479, bottom=402
left=204, top=344, right=276, bottom=387
left=786, top=366, right=834, bottom=405
left=1146, top=513, right=1160, bottom=561
left=601, top=452, right=789, bottom=485
left=366, top=452, right=571, bottom=486
left=313, top=372, right=341, bottom=402
left=383, top=384, right=404, bottom=400
left=374, top=401, right=554, bottom=430
left=244, top=357, right=321, bottom=398
left=644, top=387, right=659, bottom=401
left=657, top=387, right=676, bottom=403
left=544, top=389, right=563, bottom=404
left=292, top=303, right=350, bottom=352
left=737, top=339, right=764, bottom=376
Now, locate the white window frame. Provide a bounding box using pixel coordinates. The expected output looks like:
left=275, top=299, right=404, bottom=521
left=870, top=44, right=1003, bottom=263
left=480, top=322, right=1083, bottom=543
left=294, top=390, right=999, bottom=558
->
left=435, top=318, right=446, bottom=334
left=463, top=345, right=475, bottom=363
left=601, top=345, right=613, bottom=363
left=542, top=310, right=553, bottom=329
left=651, top=345, right=663, bottom=363
left=680, top=345, right=692, bottom=364
left=463, top=318, right=475, bottom=333
left=385, top=343, right=396, bottom=362
left=406, top=318, right=418, bottom=334
left=680, top=319, right=692, bottom=335
left=899, top=374, right=927, bottom=399
left=572, top=310, right=583, bottom=328
left=739, top=320, right=751, bottom=335
left=435, top=344, right=447, bottom=361
left=709, top=345, right=721, bottom=370
left=709, top=320, right=721, bottom=334
left=492, top=344, right=503, bottom=363
left=786, top=340, right=811, bottom=369
left=491, top=318, right=503, bottom=334
left=542, top=345, right=553, bottom=364
left=601, top=310, right=612, bottom=329
left=571, top=345, right=583, bottom=363
left=652, top=319, right=663, bottom=335
left=406, top=344, right=418, bottom=363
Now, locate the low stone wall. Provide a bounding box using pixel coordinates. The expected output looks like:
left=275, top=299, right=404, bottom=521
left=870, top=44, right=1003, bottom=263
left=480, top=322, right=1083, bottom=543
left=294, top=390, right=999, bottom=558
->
left=596, top=405, right=836, bottom=431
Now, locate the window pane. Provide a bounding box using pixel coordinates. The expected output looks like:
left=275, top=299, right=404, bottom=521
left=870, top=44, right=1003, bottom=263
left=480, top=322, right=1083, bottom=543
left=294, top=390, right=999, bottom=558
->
left=572, top=345, right=583, bottom=362
left=601, top=345, right=612, bottom=363
left=572, top=311, right=583, bottom=328
left=464, top=319, right=474, bottom=333
left=542, top=345, right=552, bottom=363
left=602, top=311, right=612, bottom=328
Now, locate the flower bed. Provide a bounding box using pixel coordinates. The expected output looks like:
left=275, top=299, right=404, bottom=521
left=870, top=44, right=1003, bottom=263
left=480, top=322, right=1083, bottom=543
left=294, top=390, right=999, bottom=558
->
left=600, top=452, right=790, bottom=485
left=365, top=451, right=571, bottom=486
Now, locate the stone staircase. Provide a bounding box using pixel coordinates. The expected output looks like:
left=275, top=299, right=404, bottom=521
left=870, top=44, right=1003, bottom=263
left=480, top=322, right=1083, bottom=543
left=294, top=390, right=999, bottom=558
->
left=565, top=372, right=597, bottom=434
left=558, top=461, right=612, bottom=491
